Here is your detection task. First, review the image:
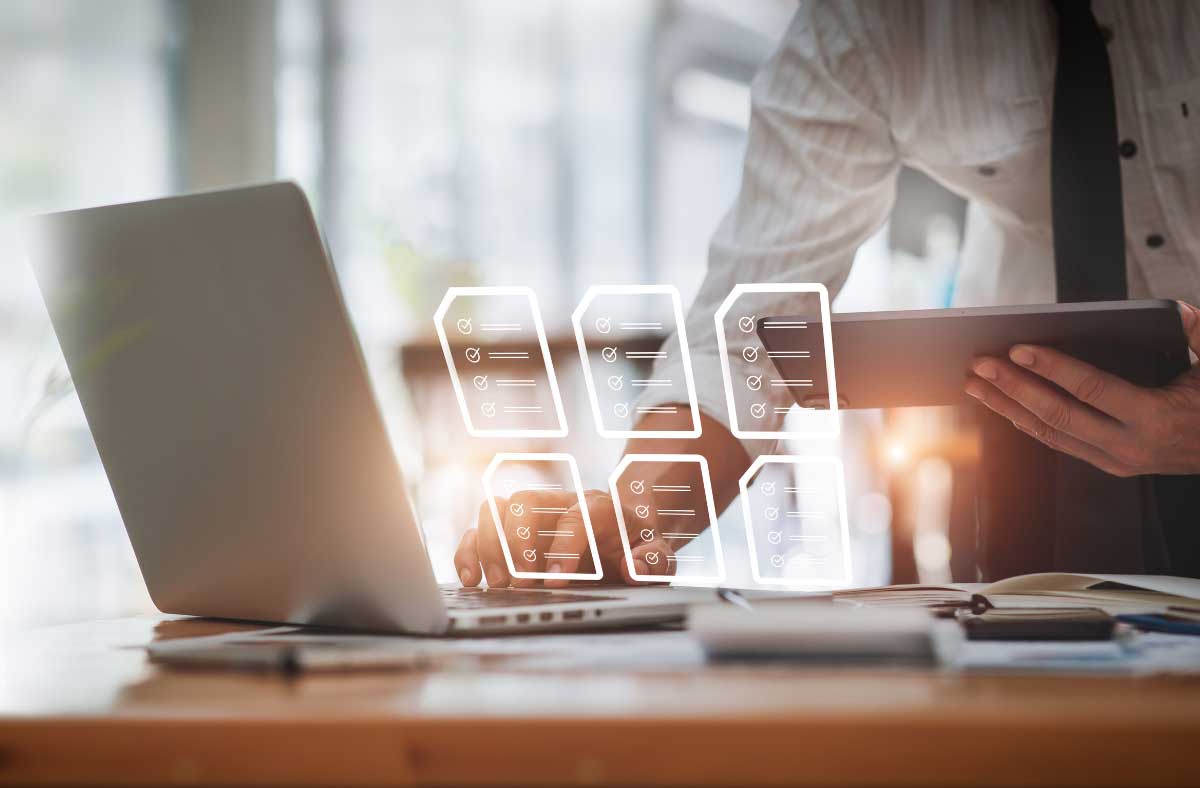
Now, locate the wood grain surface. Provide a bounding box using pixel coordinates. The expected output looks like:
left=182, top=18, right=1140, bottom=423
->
left=2, top=616, right=1199, bottom=786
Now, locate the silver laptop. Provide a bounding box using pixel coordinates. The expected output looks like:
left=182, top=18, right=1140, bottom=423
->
left=23, top=182, right=699, bottom=635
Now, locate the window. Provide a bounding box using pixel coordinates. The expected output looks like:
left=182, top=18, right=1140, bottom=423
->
left=0, top=0, right=177, bottom=628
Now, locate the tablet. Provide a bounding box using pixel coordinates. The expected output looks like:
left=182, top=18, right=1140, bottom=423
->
left=758, top=299, right=1189, bottom=410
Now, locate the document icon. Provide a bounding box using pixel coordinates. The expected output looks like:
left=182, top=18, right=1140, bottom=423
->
left=434, top=287, right=568, bottom=437
left=608, top=454, right=725, bottom=585
left=572, top=285, right=700, bottom=438
left=714, top=283, right=839, bottom=439
left=739, top=455, right=852, bottom=588
left=482, top=453, right=603, bottom=582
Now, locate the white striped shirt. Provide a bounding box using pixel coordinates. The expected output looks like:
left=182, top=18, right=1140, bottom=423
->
left=644, top=0, right=1200, bottom=454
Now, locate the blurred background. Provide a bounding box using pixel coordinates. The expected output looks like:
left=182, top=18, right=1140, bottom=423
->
left=0, top=0, right=977, bottom=629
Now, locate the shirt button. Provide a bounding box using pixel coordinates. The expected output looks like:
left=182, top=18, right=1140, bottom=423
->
left=977, top=165, right=997, bottom=176
left=1146, top=233, right=1166, bottom=249
left=1119, top=139, right=1138, bottom=158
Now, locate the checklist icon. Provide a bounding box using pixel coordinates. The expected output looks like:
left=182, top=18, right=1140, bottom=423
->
left=434, top=287, right=569, bottom=438
left=712, top=283, right=839, bottom=440
left=607, top=454, right=726, bottom=586
left=571, top=285, right=701, bottom=439
left=737, top=455, right=852, bottom=588
left=482, top=453, right=603, bottom=582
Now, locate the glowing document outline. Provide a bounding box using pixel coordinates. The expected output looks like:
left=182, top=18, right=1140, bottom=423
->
left=434, top=286, right=568, bottom=438
left=608, top=453, right=725, bottom=586
left=571, top=285, right=701, bottom=439
left=482, top=452, right=603, bottom=581
left=713, top=283, right=839, bottom=439
left=738, top=454, right=852, bottom=588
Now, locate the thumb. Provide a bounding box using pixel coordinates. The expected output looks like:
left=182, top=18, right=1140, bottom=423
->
left=1178, top=301, right=1200, bottom=356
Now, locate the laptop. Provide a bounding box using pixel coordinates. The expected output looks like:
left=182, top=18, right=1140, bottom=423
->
left=23, top=182, right=700, bottom=635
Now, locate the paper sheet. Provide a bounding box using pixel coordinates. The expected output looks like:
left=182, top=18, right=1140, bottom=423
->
left=983, top=572, right=1200, bottom=601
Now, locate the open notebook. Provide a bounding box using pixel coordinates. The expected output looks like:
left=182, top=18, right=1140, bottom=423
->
left=835, top=573, right=1200, bottom=615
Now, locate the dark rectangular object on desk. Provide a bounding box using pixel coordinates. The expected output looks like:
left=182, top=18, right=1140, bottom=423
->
left=958, top=607, right=1115, bottom=641
left=761, top=299, right=1188, bottom=410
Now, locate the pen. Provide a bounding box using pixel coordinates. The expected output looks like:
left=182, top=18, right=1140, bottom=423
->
left=969, top=593, right=994, bottom=615
left=1116, top=613, right=1200, bottom=637
left=716, top=587, right=755, bottom=612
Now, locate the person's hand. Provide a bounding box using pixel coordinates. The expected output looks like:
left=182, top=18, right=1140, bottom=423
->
left=454, top=490, right=677, bottom=588
left=964, top=301, right=1200, bottom=477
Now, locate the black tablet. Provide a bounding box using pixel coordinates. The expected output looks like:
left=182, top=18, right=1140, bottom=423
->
left=758, top=299, right=1189, bottom=410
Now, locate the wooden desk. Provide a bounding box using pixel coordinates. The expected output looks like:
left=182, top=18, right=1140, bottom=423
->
left=2, top=616, right=1200, bottom=786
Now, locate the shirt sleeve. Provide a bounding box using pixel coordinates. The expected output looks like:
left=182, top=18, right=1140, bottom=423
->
left=637, top=2, right=901, bottom=458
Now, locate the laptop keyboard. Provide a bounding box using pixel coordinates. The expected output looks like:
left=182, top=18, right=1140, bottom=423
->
left=440, top=586, right=621, bottom=610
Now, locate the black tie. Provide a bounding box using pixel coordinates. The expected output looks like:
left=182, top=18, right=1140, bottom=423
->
left=1051, top=0, right=1127, bottom=301
left=1049, top=1, right=1154, bottom=573
left=977, top=1, right=1157, bottom=580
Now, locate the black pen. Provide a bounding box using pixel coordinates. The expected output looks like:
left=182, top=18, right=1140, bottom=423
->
left=716, top=587, right=755, bottom=612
